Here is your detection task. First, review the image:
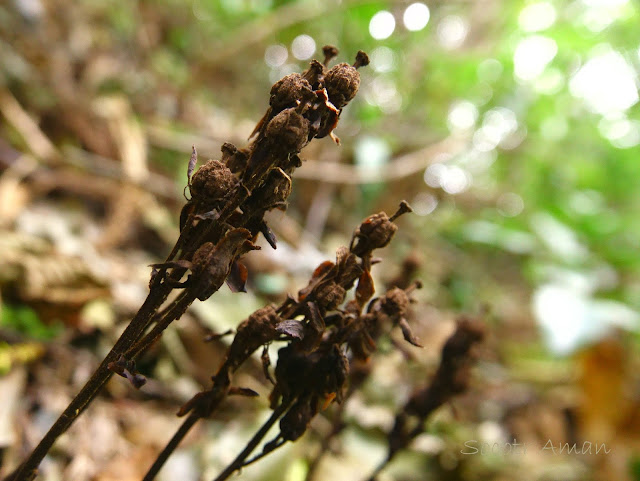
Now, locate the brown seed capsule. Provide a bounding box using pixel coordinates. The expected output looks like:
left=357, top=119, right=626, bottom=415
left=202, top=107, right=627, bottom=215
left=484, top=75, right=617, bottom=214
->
left=351, top=212, right=398, bottom=256
left=269, top=73, right=314, bottom=112
left=266, top=107, right=311, bottom=153
left=324, top=51, right=369, bottom=109
left=189, top=160, right=238, bottom=204
left=379, top=287, right=410, bottom=317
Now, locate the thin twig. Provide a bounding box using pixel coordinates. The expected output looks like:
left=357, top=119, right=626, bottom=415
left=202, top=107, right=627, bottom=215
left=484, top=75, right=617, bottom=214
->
left=142, top=413, right=200, bottom=481
left=212, top=402, right=290, bottom=481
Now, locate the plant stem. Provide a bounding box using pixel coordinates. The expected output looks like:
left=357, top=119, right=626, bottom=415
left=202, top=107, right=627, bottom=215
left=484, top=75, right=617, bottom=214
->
left=212, top=402, right=289, bottom=481
left=6, top=284, right=173, bottom=480
left=142, top=413, right=200, bottom=481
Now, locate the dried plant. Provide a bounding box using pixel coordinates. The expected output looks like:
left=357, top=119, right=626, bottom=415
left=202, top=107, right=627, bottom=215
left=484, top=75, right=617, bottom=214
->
left=6, top=45, right=485, bottom=481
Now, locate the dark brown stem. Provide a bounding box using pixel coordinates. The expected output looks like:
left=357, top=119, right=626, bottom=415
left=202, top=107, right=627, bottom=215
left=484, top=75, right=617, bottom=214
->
left=6, top=283, right=174, bottom=480
left=126, top=290, right=197, bottom=360
left=212, top=402, right=289, bottom=481
left=142, top=413, right=200, bottom=481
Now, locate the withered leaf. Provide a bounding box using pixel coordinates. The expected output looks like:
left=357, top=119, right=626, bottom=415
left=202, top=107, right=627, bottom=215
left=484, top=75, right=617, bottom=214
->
left=306, top=301, right=325, bottom=332
left=276, top=320, right=305, bottom=339
left=355, top=270, right=375, bottom=308
left=226, top=260, right=249, bottom=293
left=229, top=386, right=259, bottom=397
left=261, top=346, right=275, bottom=384
left=312, top=260, right=335, bottom=280
left=187, top=145, right=197, bottom=183
left=259, top=221, right=278, bottom=249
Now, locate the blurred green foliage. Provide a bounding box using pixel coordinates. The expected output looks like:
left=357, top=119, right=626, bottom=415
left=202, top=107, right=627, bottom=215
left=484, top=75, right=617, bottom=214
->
left=1, top=304, right=61, bottom=340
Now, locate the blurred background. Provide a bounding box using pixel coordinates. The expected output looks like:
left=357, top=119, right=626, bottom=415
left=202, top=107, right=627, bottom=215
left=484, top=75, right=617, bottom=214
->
left=1, top=0, right=639, bottom=480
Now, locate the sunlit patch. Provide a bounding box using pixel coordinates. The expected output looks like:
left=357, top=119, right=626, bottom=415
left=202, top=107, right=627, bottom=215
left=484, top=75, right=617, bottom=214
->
left=598, top=115, right=640, bottom=148
left=530, top=212, right=589, bottom=261
left=423, top=163, right=471, bottom=194
left=518, top=2, right=557, bottom=32
left=264, top=44, right=288, bottom=68
left=533, top=283, right=639, bottom=355
left=424, top=163, right=447, bottom=188
left=477, top=59, right=503, bottom=84
left=291, top=35, right=316, bottom=60
left=437, top=15, right=468, bottom=49
left=403, top=3, right=430, bottom=32
left=463, top=220, right=536, bottom=254
left=355, top=136, right=391, bottom=174
left=579, top=0, right=630, bottom=32
left=370, top=46, right=396, bottom=73
left=539, top=115, right=568, bottom=140
left=513, top=35, right=557, bottom=82
left=533, top=68, right=565, bottom=95
left=473, top=107, right=519, bottom=151
left=569, top=47, right=638, bottom=115
left=497, top=192, right=524, bottom=217
left=369, top=10, right=396, bottom=40
left=365, top=77, right=402, bottom=113
left=456, top=148, right=497, bottom=174
left=447, top=100, right=478, bottom=132
left=569, top=190, right=604, bottom=215
left=412, top=192, right=438, bottom=216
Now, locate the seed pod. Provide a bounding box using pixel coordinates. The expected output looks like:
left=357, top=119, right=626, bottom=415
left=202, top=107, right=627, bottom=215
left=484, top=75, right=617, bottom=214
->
left=189, top=160, right=238, bottom=204
left=226, top=304, right=282, bottom=370
left=379, top=287, right=410, bottom=317
left=324, top=51, right=369, bottom=110
left=266, top=107, right=311, bottom=153
left=350, top=212, right=398, bottom=257
left=269, top=73, right=314, bottom=112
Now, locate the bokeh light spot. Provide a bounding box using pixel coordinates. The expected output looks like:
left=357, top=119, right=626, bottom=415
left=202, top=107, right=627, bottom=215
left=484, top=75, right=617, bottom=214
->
left=369, top=11, right=396, bottom=40
left=403, top=3, right=430, bottom=32
left=264, top=44, right=288, bottom=68
left=291, top=34, right=316, bottom=60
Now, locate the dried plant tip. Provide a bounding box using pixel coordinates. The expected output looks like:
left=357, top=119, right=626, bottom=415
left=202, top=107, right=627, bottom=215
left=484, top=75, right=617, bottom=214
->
left=353, top=50, right=370, bottom=69
left=406, top=280, right=423, bottom=293
left=350, top=212, right=398, bottom=256
left=322, top=45, right=339, bottom=66
left=389, top=201, right=412, bottom=222
left=324, top=51, right=367, bottom=109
